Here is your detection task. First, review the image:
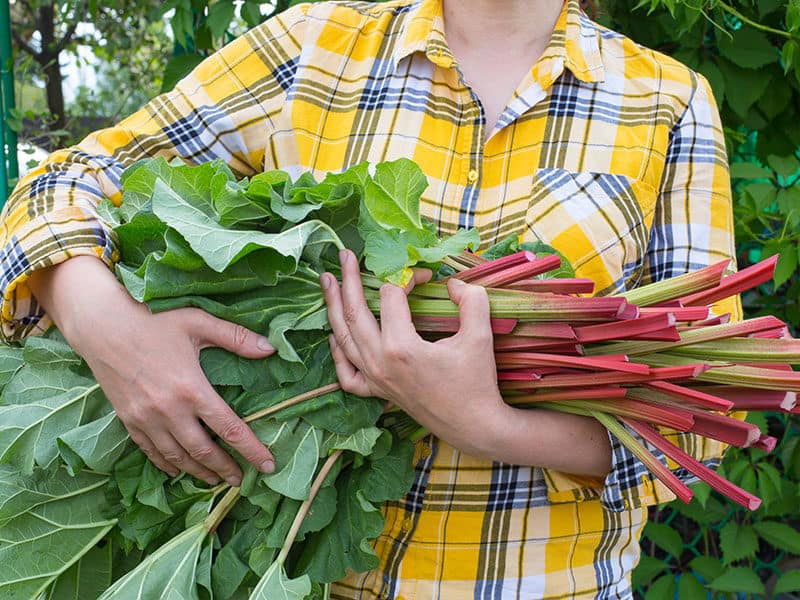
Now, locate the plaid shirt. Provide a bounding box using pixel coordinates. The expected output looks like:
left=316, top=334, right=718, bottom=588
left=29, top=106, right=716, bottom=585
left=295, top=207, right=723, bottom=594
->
left=1, top=0, right=741, bottom=597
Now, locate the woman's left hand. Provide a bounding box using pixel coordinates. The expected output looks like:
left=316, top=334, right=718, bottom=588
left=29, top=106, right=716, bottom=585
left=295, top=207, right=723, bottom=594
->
left=321, top=249, right=512, bottom=458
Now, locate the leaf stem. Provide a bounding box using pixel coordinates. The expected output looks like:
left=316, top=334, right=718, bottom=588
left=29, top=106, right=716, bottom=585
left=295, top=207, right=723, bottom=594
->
left=203, top=485, right=241, bottom=534
left=243, top=383, right=342, bottom=424
left=714, top=0, right=792, bottom=39
left=277, top=450, right=344, bottom=565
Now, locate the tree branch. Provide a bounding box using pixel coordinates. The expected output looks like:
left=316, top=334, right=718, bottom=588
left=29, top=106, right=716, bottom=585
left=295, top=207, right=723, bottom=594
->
left=11, top=28, right=41, bottom=59
left=55, top=1, right=88, bottom=54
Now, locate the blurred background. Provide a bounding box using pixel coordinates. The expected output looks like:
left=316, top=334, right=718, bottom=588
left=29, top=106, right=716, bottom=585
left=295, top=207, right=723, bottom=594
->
left=0, top=0, right=798, bottom=597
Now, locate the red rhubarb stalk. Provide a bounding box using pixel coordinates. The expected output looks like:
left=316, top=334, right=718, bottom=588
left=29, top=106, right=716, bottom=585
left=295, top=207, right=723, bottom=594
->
left=643, top=381, right=734, bottom=411
left=494, top=352, right=649, bottom=374
left=515, top=364, right=709, bottom=389
left=679, top=255, right=778, bottom=307
left=594, top=413, right=694, bottom=503
left=573, top=313, right=676, bottom=344
left=696, top=387, right=797, bottom=411
left=412, top=316, right=518, bottom=335
left=624, top=419, right=761, bottom=509
left=450, top=251, right=537, bottom=282
left=506, top=278, right=596, bottom=294
left=505, top=387, right=628, bottom=402
left=639, top=306, right=710, bottom=320
left=510, top=322, right=577, bottom=339
left=470, top=256, right=564, bottom=287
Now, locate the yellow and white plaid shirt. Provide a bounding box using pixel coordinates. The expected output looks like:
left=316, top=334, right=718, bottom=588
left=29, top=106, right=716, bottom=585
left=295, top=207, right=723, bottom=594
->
left=1, top=0, right=741, bottom=597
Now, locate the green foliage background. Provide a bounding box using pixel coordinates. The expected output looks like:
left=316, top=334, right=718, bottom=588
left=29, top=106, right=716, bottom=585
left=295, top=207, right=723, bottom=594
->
left=6, top=0, right=800, bottom=596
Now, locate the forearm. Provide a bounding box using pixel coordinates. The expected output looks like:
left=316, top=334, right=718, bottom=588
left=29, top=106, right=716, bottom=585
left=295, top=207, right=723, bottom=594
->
left=28, top=256, right=144, bottom=352
left=472, top=402, right=612, bottom=478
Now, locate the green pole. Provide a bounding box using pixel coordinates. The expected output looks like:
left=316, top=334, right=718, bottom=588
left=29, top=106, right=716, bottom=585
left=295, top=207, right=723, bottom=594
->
left=0, top=0, right=18, bottom=206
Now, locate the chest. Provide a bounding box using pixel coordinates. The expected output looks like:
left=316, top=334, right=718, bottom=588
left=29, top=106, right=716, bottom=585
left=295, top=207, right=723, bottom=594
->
left=266, top=54, right=671, bottom=294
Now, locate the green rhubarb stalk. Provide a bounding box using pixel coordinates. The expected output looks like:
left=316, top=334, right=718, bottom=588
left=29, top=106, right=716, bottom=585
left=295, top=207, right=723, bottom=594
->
left=639, top=354, right=800, bottom=392
left=243, top=383, right=342, bottom=424
left=617, top=260, right=729, bottom=306
left=584, top=316, right=785, bottom=357
left=668, top=337, right=800, bottom=364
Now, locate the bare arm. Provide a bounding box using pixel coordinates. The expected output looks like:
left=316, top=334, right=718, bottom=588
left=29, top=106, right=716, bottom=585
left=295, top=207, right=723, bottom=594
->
left=321, top=249, right=612, bottom=478
left=29, top=256, right=278, bottom=486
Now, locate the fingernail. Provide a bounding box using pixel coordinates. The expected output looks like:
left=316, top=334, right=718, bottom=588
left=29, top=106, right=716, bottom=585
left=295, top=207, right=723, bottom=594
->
left=207, top=476, right=221, bottom=485
left=450, top=277, right=465, bottom=286
left=226, top=475, right=242, bottom=487
left=259, top=459, right=275, bottom=474
left=339, top=249, right=350, bottom=265
left=321, top=273, right=331, bottom=290
left=257, top=336, right=274, bottom=351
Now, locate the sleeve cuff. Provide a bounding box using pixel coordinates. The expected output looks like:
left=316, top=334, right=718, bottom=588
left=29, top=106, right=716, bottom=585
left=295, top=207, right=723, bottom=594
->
left=0, top=208, right=118, bottom=342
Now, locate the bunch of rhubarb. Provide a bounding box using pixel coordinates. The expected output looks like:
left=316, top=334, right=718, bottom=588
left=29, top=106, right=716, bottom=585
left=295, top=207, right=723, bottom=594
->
left=376, top=248, right=795, bottom=510
left=0, top=157, right=793, bottom=598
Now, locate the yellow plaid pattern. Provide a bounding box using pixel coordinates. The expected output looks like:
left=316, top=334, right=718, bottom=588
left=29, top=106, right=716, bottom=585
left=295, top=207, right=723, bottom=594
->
left=0, top=0, right=741, bottom=597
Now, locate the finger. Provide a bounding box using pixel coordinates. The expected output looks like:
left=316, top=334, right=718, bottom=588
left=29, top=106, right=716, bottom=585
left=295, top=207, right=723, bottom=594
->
left=379, top=283, right=419, bottom=345
left=128, top=427, right=179, bottom=477
left=447, top=278, right=493, bottom=343
left=403, top=268, right=433, bottom=294
left=148, top=427, right=223, bottom=485
left=321, top=271, right=366, bottom=368
left=187, top=309, right=275, bottom=358
left=329, top=335, right=371, bottom=396
left=338, top=249, right=381, bottom=352
left=195, top=385, right=275, bottom=476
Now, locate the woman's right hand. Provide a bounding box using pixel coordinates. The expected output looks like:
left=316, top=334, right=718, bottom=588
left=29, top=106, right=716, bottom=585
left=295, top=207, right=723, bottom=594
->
left=28, top=256, right=276, bottom=486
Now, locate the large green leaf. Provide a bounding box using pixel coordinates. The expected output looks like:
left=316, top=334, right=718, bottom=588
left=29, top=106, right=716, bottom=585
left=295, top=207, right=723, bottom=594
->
left=57, top=411, right=131, bottom=475
left=248, top=561, right=311, bottom=600
left=708, top=566, right=765, bottom=595
left=46, top=543, right=114, bottom=600
left=98, top=523, right=208, bottom=599
left=718, top=27, right=779, bottom=69
left=0, top=466, right=116, bottom=600
left=151, top=177, right=342, bottom=273
left=363, top=159, right=426, bottom=231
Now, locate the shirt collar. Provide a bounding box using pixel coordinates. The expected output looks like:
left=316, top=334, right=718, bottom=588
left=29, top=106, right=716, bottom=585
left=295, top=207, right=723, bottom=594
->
left=392, top=0, right=605, bottom=85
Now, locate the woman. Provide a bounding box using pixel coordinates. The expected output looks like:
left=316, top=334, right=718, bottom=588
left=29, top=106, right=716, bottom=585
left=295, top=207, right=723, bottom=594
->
left=0, top=0, right=739, bottom=596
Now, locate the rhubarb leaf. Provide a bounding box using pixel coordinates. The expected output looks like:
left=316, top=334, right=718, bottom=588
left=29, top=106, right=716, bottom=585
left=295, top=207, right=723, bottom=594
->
left=97, top=523, right=208, bottom=599
left=363, top=158, right=426, bottom=231
left=46, top=543, right=113, bottom=600
left=57, top=411, right=130, bottom=475
left=264, top=423, right=322, bottom=501
left=0, top=466, right=116, bottom=600
left=151, top=177, right=342, bottom=272
left=0, top=346, right=23, bottom=388
left=296, top=435, right=415, bottom=582
left=0, top=382, right=105, bottom=474
left=248, top=561, right=311, bottom=600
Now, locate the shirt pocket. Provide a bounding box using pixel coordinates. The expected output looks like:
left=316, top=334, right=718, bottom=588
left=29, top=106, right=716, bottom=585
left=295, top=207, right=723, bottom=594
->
left=524, top=168, right=658, bottom=296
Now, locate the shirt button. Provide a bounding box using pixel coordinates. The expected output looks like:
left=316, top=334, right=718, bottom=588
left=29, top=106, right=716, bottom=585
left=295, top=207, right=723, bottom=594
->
left=467, top=169, right=479, bottom=183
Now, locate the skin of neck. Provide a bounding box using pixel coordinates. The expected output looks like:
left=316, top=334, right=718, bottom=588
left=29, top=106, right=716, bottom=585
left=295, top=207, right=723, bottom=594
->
left=442, top=0, right=565, bottom=55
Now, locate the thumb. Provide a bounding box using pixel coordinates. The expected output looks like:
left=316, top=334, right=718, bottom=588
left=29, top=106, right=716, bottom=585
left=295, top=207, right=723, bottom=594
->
left=188, top=309, right=275, bottom=358
left=446, top=278, right=492, bottom=343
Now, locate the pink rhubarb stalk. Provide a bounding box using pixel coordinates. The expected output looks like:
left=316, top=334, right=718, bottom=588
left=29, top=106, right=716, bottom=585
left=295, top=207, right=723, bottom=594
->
left=624, top=419, right=761, bottom=510
left=469, top=256, right=564, bottom=288
left=643, top=381, right=734, bottom=411
left=494, top=352, right=649, bottom=374
left=450, top=251, right=537, bottom=282
left=679, top=255, right=778, bottom=307
left=506, top=278, right=596, bottom=294
left=573, top=313, right=676, bottom=344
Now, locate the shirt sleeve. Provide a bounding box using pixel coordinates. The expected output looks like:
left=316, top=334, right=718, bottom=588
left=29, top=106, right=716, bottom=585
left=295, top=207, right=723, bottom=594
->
left=545, top=73, right=744, bottom=511
left=0, top=4, right=308, bottom=342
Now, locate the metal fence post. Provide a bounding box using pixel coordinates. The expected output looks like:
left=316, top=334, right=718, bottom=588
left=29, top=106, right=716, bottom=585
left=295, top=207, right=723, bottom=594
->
left=0, top=0, right=18, bottom=207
